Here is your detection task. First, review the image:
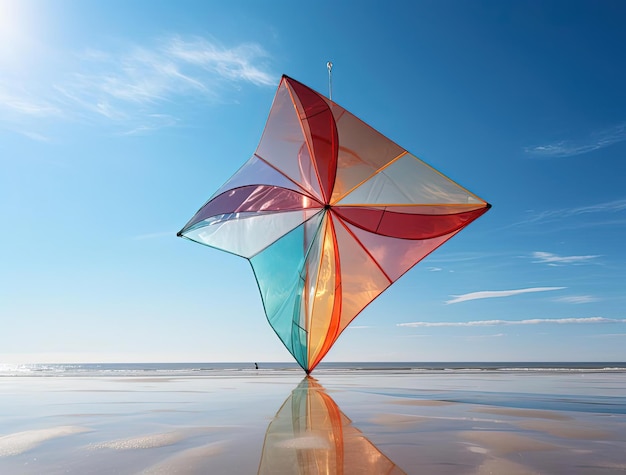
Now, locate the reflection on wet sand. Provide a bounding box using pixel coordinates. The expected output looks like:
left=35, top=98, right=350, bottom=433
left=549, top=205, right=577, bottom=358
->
left=258, top=377, right=406, bottom=474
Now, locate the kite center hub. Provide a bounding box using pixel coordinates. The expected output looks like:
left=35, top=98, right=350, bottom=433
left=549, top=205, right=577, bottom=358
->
left=324, top=204, right=331, bottom=210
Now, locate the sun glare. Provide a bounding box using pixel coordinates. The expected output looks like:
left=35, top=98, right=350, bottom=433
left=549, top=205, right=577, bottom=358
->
left=0, top=0, right=35, bottom=66
left=0, top=0, right=21, bottom=38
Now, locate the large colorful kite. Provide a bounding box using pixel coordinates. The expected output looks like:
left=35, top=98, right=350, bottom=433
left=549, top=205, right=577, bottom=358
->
left=178, top=75, right=490, bottom=373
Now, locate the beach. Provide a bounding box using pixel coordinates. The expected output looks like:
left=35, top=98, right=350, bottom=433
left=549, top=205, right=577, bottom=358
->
left=1, top=365, right=625, bottom=474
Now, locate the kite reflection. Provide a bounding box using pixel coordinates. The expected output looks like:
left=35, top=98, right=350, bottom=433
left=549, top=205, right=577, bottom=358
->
left=258, top=377, right=406, bottom=475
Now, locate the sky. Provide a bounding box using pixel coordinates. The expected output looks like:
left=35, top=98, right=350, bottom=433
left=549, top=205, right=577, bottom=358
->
left=1, top=0, right=625, bottom=364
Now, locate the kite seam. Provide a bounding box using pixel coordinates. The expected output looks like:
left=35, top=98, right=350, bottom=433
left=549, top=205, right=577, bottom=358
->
left=330, top=151, right=408, bottom=205
left=282, top=80, right=328, bottom=204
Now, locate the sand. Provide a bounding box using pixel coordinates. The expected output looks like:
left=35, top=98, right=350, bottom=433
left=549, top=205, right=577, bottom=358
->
left=0, top=371, right=624, bottom=474
left=0, top=426, right=91, bottom=457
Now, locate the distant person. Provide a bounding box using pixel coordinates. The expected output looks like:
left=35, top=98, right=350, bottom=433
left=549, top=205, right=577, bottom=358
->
left=255, top=362, right=259, bottom=370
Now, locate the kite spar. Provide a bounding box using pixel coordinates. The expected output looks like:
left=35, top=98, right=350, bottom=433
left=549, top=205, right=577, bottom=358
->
left=178, top=75, right=490, bottom=373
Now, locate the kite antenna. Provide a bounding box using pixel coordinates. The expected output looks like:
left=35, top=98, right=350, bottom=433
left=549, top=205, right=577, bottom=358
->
left=327, top=61, right=333, bottom=100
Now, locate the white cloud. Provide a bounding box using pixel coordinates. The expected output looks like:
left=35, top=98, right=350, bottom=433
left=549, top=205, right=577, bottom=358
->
left=525, top=123, right=626, bottom=158
left=166, top=37, right=274, bottom=86
left=0, top=35, right=275, bottom=137
left=554, top=295, right=599, bottom=304
left=527, top=200, right=626, bottom=223
left=398, top=317, right=626, bottom=327
left=57, top=36, right=275, bottom=135
left=120, top=114, right=179, bottom=136
left=65, top=36, right=273, bottom=109
left=12, top=129, right=52, bottom=142
left=446, top=287, right=565, bottom=304
left=86, top=47, right=209, bottom=105
left=424, top=251, right=488, bottom=264
left=427, top=267, right=442, bottom=272
left=532, top=251, right=600, bottom=266
left=0, top=86, right=62, bottom=141
left=461, top=333, right=506, bottom=339
left=513, top=199, right=626, bottom=230
left=0, top=89, right=61, bottom=118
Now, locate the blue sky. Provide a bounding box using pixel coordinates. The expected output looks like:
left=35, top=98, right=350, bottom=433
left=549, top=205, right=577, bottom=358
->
left=1, top=0, right=625, bottom=363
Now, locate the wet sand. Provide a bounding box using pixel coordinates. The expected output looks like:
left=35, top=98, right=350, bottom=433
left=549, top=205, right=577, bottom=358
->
left=1, top=370, right=625, bottom=474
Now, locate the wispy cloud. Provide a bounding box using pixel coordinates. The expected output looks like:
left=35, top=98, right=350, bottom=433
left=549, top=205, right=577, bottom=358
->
left=59, top=36, right=274, bottom=133
left=513, top=199, right=626, bottom=230
left=525, top=123, right=626, bottom=158
left=165, top=37, right=274, bottom=86
left=427, top=267, right=442, bottom=272
left=77, top=36, right=273, bottom=103
left=0, top=86, right=62, bottom=141
left=528, top=200, right=626, bottom=222
left=9, top=128, right=52, bottom=142
left=446, top=287, right=565, bottom=304
left=0, top=88, right=62, bottom=118
left=461, top=333, right=506, bottom=339
left=532, top=251, right=600, bottom=266
left=120, top=114, right=179, bottom=136
left=554, top=295, right=599, bottom=304
left=0, top=35, right=275, bottom=137
left=398, top=317, right=626, bottom=327
left=425, top=251, right=491, bottom=264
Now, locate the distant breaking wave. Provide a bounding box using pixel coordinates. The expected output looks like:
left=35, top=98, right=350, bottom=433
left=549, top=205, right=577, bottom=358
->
left=1, top=362, right=625, bottom=377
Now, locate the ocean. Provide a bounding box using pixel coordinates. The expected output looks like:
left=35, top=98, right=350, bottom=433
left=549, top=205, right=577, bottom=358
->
left=1, top=361, right=625, bottom=377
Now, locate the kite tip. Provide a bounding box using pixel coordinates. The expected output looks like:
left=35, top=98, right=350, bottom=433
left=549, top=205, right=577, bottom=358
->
left=486, top=203, right=492, bottom=209
left=176, top=231, right=183, bottom=237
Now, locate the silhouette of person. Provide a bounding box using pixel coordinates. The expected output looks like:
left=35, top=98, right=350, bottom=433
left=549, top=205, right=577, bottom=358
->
left=255, top=362, right=259, bottom=370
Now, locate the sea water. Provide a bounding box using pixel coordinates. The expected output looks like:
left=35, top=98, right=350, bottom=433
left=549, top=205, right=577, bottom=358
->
left=1, top=361, right=625, bottom=377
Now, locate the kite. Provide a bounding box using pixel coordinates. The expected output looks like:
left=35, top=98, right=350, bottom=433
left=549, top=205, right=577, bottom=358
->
left=259, top=377, right=405, bottom=474
left=178, top=75, right=490, bottom=373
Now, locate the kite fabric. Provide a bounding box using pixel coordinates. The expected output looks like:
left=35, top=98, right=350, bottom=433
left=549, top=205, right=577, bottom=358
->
left=178, top=75, right=490, bottom=373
